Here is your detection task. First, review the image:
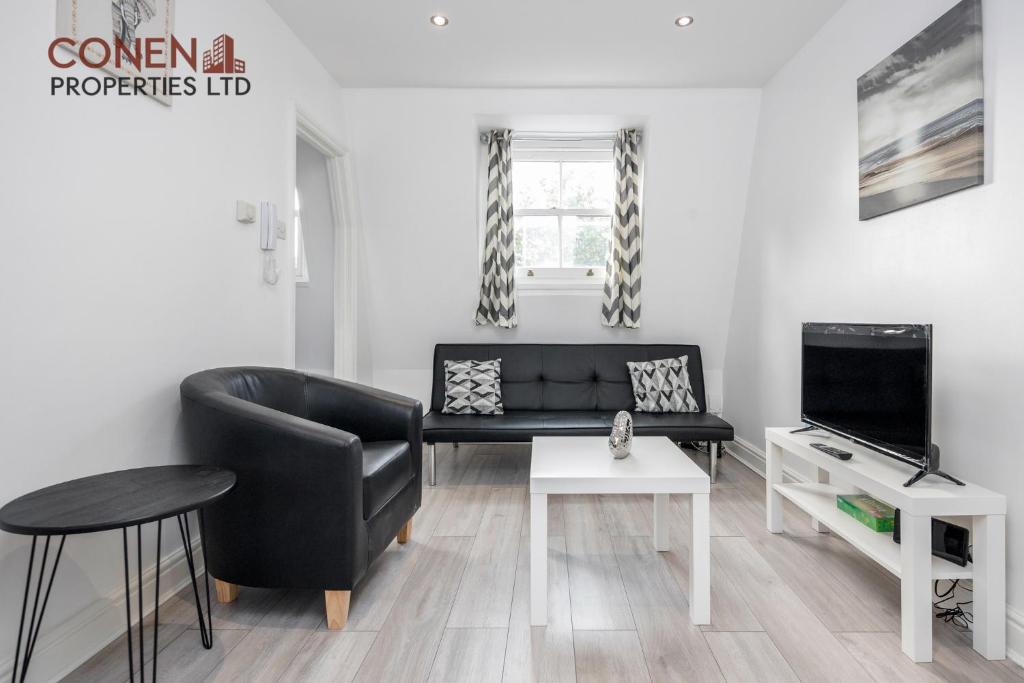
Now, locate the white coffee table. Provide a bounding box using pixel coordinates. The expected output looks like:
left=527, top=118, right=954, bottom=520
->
left=529, top=436, right=711, bottom=626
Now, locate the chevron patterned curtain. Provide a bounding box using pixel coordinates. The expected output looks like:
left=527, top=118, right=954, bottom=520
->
left=474, top=129, right=518, bottom=328
left=602, top=129, right=643, bottom=328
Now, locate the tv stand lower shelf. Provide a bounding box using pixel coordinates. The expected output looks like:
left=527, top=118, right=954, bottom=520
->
left=765, top=427, right=1006, bottom=664
left=775, top=482, right=974, bottom=580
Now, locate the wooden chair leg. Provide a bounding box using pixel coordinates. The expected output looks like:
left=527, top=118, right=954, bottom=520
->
left=397, top=518, right=413, bottom=544
left=325, top=590, right=351, bottom=630
left=214, top=579, right=239, bottom=604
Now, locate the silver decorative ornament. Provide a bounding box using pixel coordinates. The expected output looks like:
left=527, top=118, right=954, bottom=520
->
left=609, top=411, right=633, bottom=459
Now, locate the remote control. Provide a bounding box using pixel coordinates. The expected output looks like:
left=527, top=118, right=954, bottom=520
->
left=810, top=443, right=852, bottom=460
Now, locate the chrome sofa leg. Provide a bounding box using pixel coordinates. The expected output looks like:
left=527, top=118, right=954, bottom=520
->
left=710, top=441, right=720, bottom=484
left=453, top=442, right=459, bottom=450
left=428, top=443, right=437, bottom=487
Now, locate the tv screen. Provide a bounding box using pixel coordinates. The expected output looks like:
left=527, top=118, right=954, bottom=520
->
left=801, top=323, right=932, bottom=464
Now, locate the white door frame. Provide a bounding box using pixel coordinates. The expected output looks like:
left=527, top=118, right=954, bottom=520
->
left=288, top=104, right=358, bottom=380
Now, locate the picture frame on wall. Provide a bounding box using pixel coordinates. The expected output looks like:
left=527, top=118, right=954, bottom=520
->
left=56, top=0, right=175, bottom=106
left=857, top=0, right=984, bottom=220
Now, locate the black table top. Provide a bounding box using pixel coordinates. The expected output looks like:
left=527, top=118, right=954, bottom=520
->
left=0, top=466, right=236, bottom=536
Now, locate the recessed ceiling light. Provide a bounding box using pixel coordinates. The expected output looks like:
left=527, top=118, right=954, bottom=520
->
left=675, top=16, right=694, bottom=27
left=430, top=15, right=449, bottom=27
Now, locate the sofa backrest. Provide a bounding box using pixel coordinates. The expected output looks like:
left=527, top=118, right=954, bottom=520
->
left=430, top=344, right=707, bottom=413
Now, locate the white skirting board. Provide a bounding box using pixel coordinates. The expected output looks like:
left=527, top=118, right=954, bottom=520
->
left=727, top=435, right=1024, bottom=668
left=0, top=537, right=204, bottom=683
left=1010, top=606, right=1024, bottom=668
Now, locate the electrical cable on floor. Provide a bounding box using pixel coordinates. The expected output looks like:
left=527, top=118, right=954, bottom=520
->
left=933, top=578, right=973, bottom=630
left=681, top=441, right=713, bottom=455
left=933, top=544, right=974, bottom=630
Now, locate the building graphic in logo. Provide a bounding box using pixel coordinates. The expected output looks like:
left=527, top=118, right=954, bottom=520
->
left=202, top=34, right=246, bottom=74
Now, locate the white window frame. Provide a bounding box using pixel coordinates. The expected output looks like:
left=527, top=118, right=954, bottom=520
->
left=512, top=139, right=613, bottom=293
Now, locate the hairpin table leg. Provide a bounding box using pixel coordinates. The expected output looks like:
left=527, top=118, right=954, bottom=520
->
left=178, top=512, right=214, bottom=649
left=11, top=534, right=65, bottom=683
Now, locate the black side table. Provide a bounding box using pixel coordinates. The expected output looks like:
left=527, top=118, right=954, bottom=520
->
left=0, top=465, right=236, bottom=683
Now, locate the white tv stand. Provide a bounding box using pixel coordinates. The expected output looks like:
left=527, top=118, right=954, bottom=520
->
left=765, top=427, right=1006, bottom=663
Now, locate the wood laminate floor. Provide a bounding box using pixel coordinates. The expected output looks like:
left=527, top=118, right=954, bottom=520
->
left=65, top=444, right=1023, bottom=682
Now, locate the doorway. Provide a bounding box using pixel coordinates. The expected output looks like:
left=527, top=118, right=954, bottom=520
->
left=294, top=138, right=334, bottom=376
left=291, top=110, right=358, bottom=380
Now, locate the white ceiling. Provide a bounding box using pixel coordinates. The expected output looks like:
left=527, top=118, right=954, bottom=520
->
left=267, top=0, right=846, bottom=88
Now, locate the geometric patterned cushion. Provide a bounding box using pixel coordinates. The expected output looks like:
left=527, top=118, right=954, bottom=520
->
left=626, top=356, right=700, bottom=413
left=442, top=359, right=504, bottom=415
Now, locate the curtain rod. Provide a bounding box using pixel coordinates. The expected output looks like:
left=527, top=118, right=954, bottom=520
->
left=478, top=130, right=642, bottom=144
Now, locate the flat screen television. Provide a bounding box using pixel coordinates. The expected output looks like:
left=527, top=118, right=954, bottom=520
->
left=799, top=323, right=962, bottom=487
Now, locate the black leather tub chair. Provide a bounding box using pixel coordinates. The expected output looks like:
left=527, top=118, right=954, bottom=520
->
left=180, top=367, right=422, bottom=629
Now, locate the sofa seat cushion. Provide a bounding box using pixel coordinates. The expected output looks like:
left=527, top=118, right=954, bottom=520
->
left=362, top=440, right=413, bottom=520
left=538, top=411, right=615, bottom=430
left=422, top=411, right=547, bottom=442
left=631, top=412, right=734, bottom=441
left=423, top=410, right=733, bottom=443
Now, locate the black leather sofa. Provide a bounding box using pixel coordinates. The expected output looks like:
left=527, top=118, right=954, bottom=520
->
left=422, top=344, right=734, bottom=485
left=180, top=367, right=422, bottom=630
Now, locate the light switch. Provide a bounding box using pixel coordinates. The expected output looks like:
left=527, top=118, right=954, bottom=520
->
left=275, top=219, right=287, bottom=240
left=236, top=200, right=256, bottom=224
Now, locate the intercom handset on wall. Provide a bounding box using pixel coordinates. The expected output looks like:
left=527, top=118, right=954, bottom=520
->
left=259, top=201, right=279, bottom=284
left=259, top=201, right=277, bottom=251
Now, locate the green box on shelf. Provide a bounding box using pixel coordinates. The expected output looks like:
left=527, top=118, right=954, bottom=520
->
left=836, top=494, right=895, bottom=532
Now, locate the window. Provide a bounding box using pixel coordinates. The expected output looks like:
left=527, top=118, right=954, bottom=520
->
left=294, top=188, right=310, bottom=284
left=511, top=139, right=614, bottom=289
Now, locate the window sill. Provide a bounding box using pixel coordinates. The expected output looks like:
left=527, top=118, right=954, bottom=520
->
left=518, top=278, right=604, bottom=295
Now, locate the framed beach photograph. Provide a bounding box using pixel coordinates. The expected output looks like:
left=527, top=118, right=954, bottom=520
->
left=56, top=0, right=175, bottom=105
left=857, top=0, right=984, bottom=220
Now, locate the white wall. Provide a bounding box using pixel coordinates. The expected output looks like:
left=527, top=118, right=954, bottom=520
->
left=0, top=2, right=346, bottom=679
left=295, top=137, right=335, bottom=375
left=724, top=0, right=1024, bottom=659
left=341, top=88, right=762, bottom=408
